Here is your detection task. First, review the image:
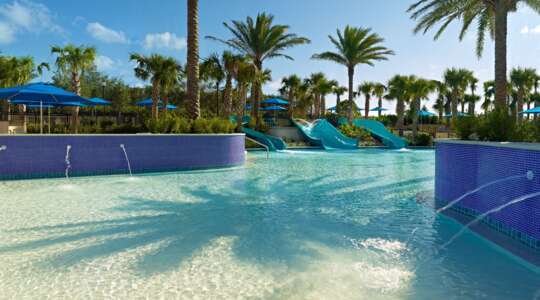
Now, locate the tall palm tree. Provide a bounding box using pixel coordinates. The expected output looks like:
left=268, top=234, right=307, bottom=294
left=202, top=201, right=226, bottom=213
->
left=434, top=80, right=449, bottom=121
left=307, top=72, right=327, bottom=118
left=281, top=75, right=302, bottom=118
left=510, top=67, right=537, bottom=121
left=372, top=83, right=386, bottom=117
left=201, top=53, right=225, bottom=116
left=312, top=26, right=394, bottom=122
left=186, top=0, right=200, bottom=120
left=386, top=75, right=412, bottom=134
left=443, top=68, right=472, bottom=127
left=51, top=44, right=96, bottom=133
left=223, top=52, right=244, bottom=117
left=468, top=76, right=479, bottom=115
left=409, top=77, right=436, bottom=139
left=207, top=13, right=310, bottom=125
left=408, top=0, right=540, bottom=115
left=130, top=53, right=182, bottom=120
left=333, top=85, right=347, bottom=114
left=234, top=62, right=256, bottom=131
left=483, top=80, right=495, bottom=112
left=359, top=82, right=375, bottom=118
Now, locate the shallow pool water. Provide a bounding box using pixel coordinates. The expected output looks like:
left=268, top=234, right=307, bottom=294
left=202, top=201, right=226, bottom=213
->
left=0, top=149, right=538, bottom=299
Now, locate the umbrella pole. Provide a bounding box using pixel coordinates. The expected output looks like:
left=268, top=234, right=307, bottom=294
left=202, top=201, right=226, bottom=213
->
left=39, top=102, right=43, bottom=134
left=48, top=107, right=51, bottom=134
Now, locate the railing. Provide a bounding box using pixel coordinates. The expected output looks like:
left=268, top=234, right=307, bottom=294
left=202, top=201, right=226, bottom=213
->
left=245, top=136, right=269, bottom=159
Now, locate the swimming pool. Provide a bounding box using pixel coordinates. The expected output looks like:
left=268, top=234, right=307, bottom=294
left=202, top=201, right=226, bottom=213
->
left=0, top=149, right=538, bottom=299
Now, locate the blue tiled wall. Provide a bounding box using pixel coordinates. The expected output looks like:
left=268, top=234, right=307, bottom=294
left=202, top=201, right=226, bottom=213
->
left=436, top=141, right=540, bottom=252
left=0, top=134, right=246, bottom=180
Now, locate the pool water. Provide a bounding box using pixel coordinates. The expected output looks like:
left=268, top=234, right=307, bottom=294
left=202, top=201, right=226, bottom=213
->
left=0, top=149, right=538, bottom=299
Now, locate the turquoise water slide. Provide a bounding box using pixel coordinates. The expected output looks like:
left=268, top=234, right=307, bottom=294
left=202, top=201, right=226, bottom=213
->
left=352, top=119, right=407, bottom=149
left=293, top=119, right=358, bottom=150
left=241, top=127, right=287, bottom=151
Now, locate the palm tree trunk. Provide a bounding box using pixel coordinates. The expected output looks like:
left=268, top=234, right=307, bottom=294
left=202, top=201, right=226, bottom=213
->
left=347, top=67, right=354, bottom=122
left=321, top=95, right=326, bottom=117
left=396, top=98, right=405, bottom=136
left=214, top=82, right=219, bottom=116
left=336, top=94, right=341, bottom=114
left=494, top=1, right=508, bottom=112
left=378, top=98, right=382, bottom=117
left=252, top=61, right=262, bottom=127
left=71, top=72, right=81, bottom=134
left=237, top=84, right=247, bottom=131
left=412, top=99, right=419, bottom=140
left=364, top=95, right=370, bottom=118
left=224, top=75, right=233, bottom=117
left=517, top=90, right=524, bottom=123
left=288, top=89, right=294, bottom=118
left=186, top=0, right=200, bottom=120
left=451, top=90, right=458, bottom=128
left=151, top=81, right=160, bottom=120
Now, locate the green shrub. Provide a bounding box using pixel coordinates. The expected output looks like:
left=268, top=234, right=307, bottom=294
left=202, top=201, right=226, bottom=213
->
left=476, top=109, right=515, bottom=142
left=511, top=120, right=539, bottom=142
left=455, top=116, right=478, bottom=140
left=192, top=118, right=212, bottom=133
left=170, top=118, right=192, bottom=133
left=412, top=132, right=433, bottom=146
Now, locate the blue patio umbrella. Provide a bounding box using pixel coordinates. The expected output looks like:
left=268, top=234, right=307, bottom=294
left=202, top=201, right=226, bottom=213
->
left=88, top=97, right=111, bottom=106
left=370, top=107, right=388, bottom=112
left=0, top=82, right=92, bottom=134
left=136, top=98, right=177, bottom=110
left=445, top=112, right=469, bottom=118
left=328, top=106, right=337, bottom=112
left=261, top=98, right=289, bottom=105
left=261, top=105, right=287, bottom=111
left=519, top=107, right=540, bottom=114
left=418, top=110, right=436, bottom=117
left=10, top=100, right=88, bottom=134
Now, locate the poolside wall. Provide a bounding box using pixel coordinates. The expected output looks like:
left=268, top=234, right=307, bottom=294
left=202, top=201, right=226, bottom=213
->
left=0, top=134, right=246, bottom=180
left=435, top=140, right=540, bottom=264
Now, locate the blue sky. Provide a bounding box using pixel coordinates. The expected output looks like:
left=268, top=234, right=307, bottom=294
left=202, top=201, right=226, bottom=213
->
left=1, top=0, right=540, bottom=112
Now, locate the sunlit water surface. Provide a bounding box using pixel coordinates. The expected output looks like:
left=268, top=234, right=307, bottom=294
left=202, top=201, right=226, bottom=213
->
left=0, top=149, right=538, bottom=299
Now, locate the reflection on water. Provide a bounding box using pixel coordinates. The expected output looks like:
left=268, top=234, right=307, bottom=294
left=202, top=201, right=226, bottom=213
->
left=0, top=150, right=538, bottom=299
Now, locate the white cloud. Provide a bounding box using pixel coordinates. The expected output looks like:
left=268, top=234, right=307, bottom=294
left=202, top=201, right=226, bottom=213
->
left=86, top=22, right=128, bottom=44
left=520, top=25, right=540, bottom=35
left=144, top=32, right=186, bottom=50
left=263, top=80, right=282, bottom=94
left=0, top=0, right=62, bottom=44
left=0, top=22, right=15, bottom=44
left=95, top=55, right=115, bottom=71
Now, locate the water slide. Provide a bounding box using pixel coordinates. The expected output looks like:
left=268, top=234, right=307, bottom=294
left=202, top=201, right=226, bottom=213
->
left=241, top=127, right=287, bottom=151
left=293, top=119, right=358, bottom=150
left=352, top=119, right=407, bottom=149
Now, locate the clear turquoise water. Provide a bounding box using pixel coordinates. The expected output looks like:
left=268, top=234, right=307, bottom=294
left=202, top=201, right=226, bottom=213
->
left=0, top=149, right=538, bottom=299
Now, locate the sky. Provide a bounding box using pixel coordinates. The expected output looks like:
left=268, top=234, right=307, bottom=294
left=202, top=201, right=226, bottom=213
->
left=1, top=0, right=540, bottom=113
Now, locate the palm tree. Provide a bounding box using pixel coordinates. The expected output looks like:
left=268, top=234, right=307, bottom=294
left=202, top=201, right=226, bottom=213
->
left=187, top=0, right=200, bottom=120
left=281, top=75, right=302, bottom=118
left=130, top=53, right=182, bottom=120
left=434, top=80, right=449, bottom=121
left=359, top=82, right=375, bottom=118
left=332, top=85, right=347, bottom=114
left=207, top=13, right=310, bottom=125
left=201, top=53, right=225, bottom=116
left=443, top=68, right=472, bottom=127
left=386, top=75, right=411, bottom=134
left=409, top=77, right=436, bottom=139
left=408, top=0, right=540, bottom=115
left=468, top=76, right=479, bottom=115
left=51, top=44, right=96, bottom=133
left=372, top=83, right=386, bottom=117
left=483, top=80, right=495, bottom=112
left=307, top=73, right=327, bottom=118
left=510, top=67, right=536, bottom=121
left=36, top=62, right=50, bottom=81
left=234, top=62, right=256, bottom=131
left=312, top=26, right=394, bottom=122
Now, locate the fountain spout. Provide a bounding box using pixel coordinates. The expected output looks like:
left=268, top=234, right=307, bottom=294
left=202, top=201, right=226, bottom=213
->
left=0, top=145, right=6, bottom=151
left=119, top=144, right=133, bottom=177
left=65, top=145, right=72, bottom=179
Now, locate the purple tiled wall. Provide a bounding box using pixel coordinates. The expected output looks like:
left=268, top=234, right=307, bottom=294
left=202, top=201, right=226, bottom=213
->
left=0, top=134, right=245, bottom=179
left=436, top=141, right=540, bottom=248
